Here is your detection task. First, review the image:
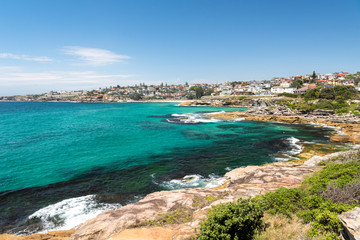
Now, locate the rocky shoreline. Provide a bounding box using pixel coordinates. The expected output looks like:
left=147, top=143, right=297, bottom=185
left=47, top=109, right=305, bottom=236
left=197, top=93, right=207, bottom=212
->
left=206, top=105, right=360, bottom=145
left=3, top=148, right=359, bottom=240
left=3, top=101, right=360, bottom=240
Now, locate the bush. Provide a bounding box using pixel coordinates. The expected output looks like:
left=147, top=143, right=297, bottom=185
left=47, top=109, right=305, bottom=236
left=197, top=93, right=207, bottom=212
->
left=278, top=93, right=300, bottom=98
left=322, top=179, right=360, bottom=204
left=196, top=157, right=360, bottom=239
left=196, top=199, right=264, bottom=240
left=303, top=161, right=360, bottom=194
left=304, top=87, right=321, bottom=99
left=319, top=87, right=336, bottom=100
left=255, top=188, right=305, bottom=218
left=129, top=92, right=142, bottom=100
left=318, top=86, right=357, bottom=100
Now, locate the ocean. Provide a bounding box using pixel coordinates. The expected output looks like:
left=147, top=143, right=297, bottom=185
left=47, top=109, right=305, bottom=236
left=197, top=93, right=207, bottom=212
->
left=0, top=102, right=335, bottom=235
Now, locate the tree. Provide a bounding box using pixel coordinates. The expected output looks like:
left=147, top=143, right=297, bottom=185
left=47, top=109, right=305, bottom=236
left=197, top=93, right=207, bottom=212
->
left=291, top=80, right=303, bottom=89
left=204, top=88, right=214, bottom=96
left=319, top=87, right=336, bottom=100
left=311, top=71, right=317, bottom=83
left=347, top=72, right=360, bottom=85
left=190, top=86, right=204, bottom=99
left=129, top=92, right=142, bottom=100
left=304, top=87, right=321, bottom=99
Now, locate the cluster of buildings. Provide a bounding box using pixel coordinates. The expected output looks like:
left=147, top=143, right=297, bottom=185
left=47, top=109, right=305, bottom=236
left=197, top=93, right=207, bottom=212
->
left=1, top=72, right=358, bottom=102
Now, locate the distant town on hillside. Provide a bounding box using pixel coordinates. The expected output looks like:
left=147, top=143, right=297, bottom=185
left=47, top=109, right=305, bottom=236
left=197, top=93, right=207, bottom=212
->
left=1, top=71, right=360, bottom=102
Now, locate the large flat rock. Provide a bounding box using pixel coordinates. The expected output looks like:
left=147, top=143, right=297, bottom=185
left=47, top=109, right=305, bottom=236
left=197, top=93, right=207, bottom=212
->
left=71, top=161, right=320, bottom=240
left=339, top=207, right=360, bottom=240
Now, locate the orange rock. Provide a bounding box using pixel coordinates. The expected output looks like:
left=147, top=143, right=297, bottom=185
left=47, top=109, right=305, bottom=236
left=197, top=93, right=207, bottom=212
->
left=0, top=230, right=75, bottom=240
left=108, top=226, right=195, bottom=240
left=330, top=134, right=351, bottom=143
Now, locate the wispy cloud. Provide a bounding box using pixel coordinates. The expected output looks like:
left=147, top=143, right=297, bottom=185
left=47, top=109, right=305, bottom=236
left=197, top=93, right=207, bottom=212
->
left=0, top=53, right=52, bottom=62
left=62, top=46, right=130, bottom=66
left=0, top=65, right=137, bottom=95
left=0, top=70, right=135, bottom=85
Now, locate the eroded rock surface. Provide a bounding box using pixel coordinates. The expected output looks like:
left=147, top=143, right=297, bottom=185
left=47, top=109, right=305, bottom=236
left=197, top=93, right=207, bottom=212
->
left=0, top=230, right=75, bottom=240
left=70, top=161, right=321, bottom=240
left=339, top=207, right=360, bottom=240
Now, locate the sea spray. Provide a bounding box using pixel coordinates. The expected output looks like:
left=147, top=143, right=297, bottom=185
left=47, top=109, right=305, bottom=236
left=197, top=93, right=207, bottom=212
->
left=27, top=195, right=121, bottom=233
left=156, top=174, right=227, bottom=190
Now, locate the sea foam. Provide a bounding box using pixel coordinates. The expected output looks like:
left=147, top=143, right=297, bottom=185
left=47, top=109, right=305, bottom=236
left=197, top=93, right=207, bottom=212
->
left=272, top=136, right=303, bottom=161
left=157, top=174, right=226, bottom=190
left=28, top=195, right=121, bottom=233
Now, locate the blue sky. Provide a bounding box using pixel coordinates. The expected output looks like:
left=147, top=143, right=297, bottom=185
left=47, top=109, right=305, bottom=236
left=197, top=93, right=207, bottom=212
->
left=0, top=0, right=359, bottom=96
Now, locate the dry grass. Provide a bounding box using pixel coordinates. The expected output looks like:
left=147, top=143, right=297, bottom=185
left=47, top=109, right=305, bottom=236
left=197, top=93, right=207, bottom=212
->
left=254, top=213, right=319, bottom=240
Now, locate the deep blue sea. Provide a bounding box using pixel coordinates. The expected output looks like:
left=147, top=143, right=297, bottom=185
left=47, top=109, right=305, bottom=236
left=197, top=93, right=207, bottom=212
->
left=0, top=102, right=335, bottom=234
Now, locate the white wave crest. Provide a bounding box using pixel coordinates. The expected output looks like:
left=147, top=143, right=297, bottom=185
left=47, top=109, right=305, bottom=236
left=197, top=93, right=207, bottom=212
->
left=286, top=136, right=303, bottom=155
left=158, top=174, right=226, bottom=190
left=170, top=113, right=221, bottom=124
left=28, top=195, right=121, bottom=233
left=272, top=136, right=303, bottom=161
left=228, top=118, right=245, bottom=122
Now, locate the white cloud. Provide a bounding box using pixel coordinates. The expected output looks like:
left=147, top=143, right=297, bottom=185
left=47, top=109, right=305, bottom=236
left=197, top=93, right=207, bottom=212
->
left=0, top=66, right=23, bottom=71
left=0, top=53, right=52, bottom=62
left=0, top=70, right=134, bottom=84
left=0, top=67, right=137, bottom=94
left=62, top=46, right=130, bottom=66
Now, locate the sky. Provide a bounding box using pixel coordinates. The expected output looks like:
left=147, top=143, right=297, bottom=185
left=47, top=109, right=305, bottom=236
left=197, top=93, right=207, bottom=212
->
left=0, top=0, right=359, bottom=96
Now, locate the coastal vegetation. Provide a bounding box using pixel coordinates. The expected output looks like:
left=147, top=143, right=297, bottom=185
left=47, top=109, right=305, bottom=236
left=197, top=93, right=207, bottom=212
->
left=195, top=154, right=360, bottom=240
left=196, top=199, right=264, bottom=240
left=273, top=86, right=360, bottom=115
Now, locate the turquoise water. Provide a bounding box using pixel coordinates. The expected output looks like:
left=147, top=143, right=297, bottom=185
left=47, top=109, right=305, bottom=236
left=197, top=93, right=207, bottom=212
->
left=0, top=102, right=335, bottom=234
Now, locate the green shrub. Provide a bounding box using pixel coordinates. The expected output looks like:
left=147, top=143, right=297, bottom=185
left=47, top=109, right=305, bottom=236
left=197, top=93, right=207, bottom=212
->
left=196, top=157, right=360, bottom=239
left=309, top=210, right=341, bottom=238
left=304, top=87, right=321, bottom=99
left=255, top=188, right=305, bottom=218
left=254, top=187, right=355, bottom=238
left=303, top=161, right=360, bottom=194
left=278, top=93, right=300, bottom=98
left=196, top=198, right=264, bottom=240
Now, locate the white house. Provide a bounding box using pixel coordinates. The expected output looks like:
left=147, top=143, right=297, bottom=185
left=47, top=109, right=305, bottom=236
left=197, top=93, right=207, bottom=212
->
left=280, top=82, right=291, bottom=88
left=271, top=86, right=296, bottom=94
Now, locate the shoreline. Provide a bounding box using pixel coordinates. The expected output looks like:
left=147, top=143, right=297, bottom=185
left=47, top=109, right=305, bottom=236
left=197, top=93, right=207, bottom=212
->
left=0, top=99, right=194, bottom=104
left=2, top=104, right=359, bottom=240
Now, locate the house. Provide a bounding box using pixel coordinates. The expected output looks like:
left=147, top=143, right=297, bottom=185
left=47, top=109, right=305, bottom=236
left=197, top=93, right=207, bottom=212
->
left=280, top=82, right=291, bottom=88
left=270, top=86, right=296, bottom=94
left=294, top=84, right=317, bottom=94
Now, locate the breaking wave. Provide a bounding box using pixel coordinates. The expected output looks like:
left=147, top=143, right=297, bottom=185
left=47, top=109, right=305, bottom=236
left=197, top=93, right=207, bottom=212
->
left=27, top=195, right=122, bottom=233
left=154, top=174, right=226, bottom=190
left=158, top=111, right=245, bottom=125
left=272, top=136, right=303, bottom=161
